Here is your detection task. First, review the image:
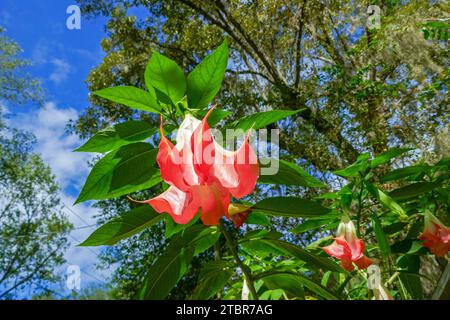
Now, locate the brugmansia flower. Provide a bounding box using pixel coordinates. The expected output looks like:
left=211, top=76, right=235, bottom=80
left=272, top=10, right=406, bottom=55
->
left=323, top=216, right=373, bottom=271
left=228, top=203, right=252, bottom=228
left=419, top=211, right=450, bottom=257
left=145, top=107, right=259, bottom=226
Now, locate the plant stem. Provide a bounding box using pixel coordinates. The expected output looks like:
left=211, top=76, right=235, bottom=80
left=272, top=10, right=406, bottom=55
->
left=355, top=181, right=364, bottom=237
left=219, top=220, right=258, bottom=300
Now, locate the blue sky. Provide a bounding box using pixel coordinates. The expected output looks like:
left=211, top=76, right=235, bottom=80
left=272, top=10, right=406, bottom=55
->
left=1, top=0, right=114, bottom=296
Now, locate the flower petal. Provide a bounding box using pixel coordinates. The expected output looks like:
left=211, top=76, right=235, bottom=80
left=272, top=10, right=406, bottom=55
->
left=157, top=118, right=201, bottom=190
left=190, top=181, right=231, bottom=225
left=323, top=239, right=347, bottom=259
left=145, top=185, right=199, bottom=224
left=190, top=107, right=216, bottom=181
left=213, top=134, right=259, bottom=199
left=354, top=255, right=373, bottom=270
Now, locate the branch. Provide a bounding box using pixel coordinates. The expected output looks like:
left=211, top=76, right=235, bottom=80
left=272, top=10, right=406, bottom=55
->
left=219, top=220, right=258, bottom=300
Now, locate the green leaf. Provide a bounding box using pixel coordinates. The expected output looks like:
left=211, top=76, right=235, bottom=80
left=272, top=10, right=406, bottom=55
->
left=261, top=272, right=340, bottom=300
left=164, top=213, right=200, bottom=239
left=75, top=143, right=162, bottom=204
left=79, top=205, right=165, bottom=246
left=187, top=40, right=228, bottom=109
left=241, top=239, right=286, bottom=258
left=262, top=273, right=304, bottom=299
left=94, top=86, right=161, bottom=113
left=145, top=52, right=186, bottom=105
left=253, top=197, right=332, bottom=218
left=190, top=261, right=233, bottom=299
left=232, top=110, right=302, bottom=132
left=365, top=182, right=407, bottom=220
left=372, top=214, right=391, bottom=258
left=397, top=255, right=423, bottom=299
left=240, top=230, right=283, bottom=242
left=260, top=239, right=344, bottom=273
left=370, top=148, right=413, bottom=168
left=389, top=182, right=439, bottom=201
left=380, top=166, right=430, bottom=182
left=245, top=212, right=271, bottom=226
left=291, top=217, right=339, bottom=234
left=258, top=159, right=326, bottom=187
left=75, top=121, right=156, bottom=153
left=138, top=225, right=219, bottom=299
left=333, top=153, right=370, bottom=178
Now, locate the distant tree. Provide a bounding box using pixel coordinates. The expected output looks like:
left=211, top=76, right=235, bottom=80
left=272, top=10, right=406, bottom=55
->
left=0, top=27, right=42, bottom=105
left=0, top=28, right=72, bottom=299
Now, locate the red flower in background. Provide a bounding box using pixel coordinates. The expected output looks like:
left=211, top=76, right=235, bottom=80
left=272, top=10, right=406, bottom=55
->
left=323, top=216, right=373, bottom=271
left=419, top=211, right=450, bottom=257
left=145, top=107, right=259, bottom=226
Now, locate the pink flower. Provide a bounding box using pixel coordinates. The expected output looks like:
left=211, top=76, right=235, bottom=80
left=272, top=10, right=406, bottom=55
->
left=419, top=211, right=450, bottom=257
left=145, top=107, right=259, bottom=225
left=323, top=216, right=373, bottom=271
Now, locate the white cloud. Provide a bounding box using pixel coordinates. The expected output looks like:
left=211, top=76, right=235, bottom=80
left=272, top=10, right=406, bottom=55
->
left=0, top=101, right=9, bottom=115
left=12, top=102, right=89, bottom=189
left=31, top=41, right=76, bottom=85
left=49, top=58, right=72, bottom=85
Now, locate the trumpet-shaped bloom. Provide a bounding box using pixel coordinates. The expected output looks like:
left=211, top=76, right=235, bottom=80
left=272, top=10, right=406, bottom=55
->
left=145, top=107, right=259, bottom=226
left=419, top=211, right=450, bottom=257
left=323, top=216, right=373, bottom=271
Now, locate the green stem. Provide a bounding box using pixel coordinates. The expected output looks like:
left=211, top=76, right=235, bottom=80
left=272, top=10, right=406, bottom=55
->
left=355, top=181, right=364, bottom=238
left=219, top=220, right=258, bottom=300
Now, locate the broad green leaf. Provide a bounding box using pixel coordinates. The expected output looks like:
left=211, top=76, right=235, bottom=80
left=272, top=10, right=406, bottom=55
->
left=259, top=289, right=284, bottom=300
left=240, top=239, right=286, bottom=258
left=261, top=272, right=340, bottom=300
left=139, top=225, right=219, bottom=299
left=260, top=239, right=344, bottom=273
left=94, top=86, right=161, bottom=113
left=187, top=40, right=228, bottom=109
left=389, top=182, right=439, bottom=201
left=333, top=153, right=370, bottom=177
left=240, top=230, right=283, bottom=242
left=75, top=121, right=156, bottom=153
left=164, top=213, right=200, bottom=239
left=372, top=214, right=391, bottom=258
left=145, top=52, right=186, bottom=104
left=75, top=143, right=161, bottom=204
left=262, top=273, right=305, bottom=299
left=253, top=197, right=332, bottom=218
left=380, top=165, right=430, bottom=182
left=397, top=254, right=423, bottom=299
left=291, top=217, right=339, bottom=234
left=258, top=159, right=326, bottom=187
left=79, top=205, right=165, bottom=246
left=370, top=147, right=413, bottom=168
left=365, top=182, right=407, bottom=220
left=232, top=110, right=302, bottom=132
left=382, top=222, right=408, bottom=235
left=190, top=261, right=233, bottom=300
left=245, top=212, right=271, bottom=226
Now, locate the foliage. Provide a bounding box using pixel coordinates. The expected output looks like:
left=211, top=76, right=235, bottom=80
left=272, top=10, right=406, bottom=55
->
left=0, top=27, right=43, bottom=105
left=76, top=38, right=450, bottom=300
left=0, top=119, right=72, bottom=298
left=0, top=29, right=71, bottom=299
